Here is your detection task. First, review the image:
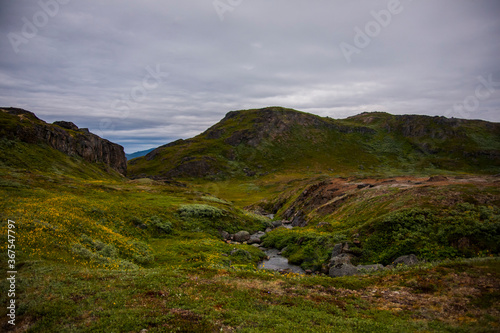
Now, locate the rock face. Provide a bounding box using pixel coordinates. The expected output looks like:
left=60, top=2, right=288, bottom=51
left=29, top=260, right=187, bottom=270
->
left=1, top=108, right=127, bottom=175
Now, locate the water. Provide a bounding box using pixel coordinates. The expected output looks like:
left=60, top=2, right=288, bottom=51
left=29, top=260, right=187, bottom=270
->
left=258, top=248, right=305, bottom=274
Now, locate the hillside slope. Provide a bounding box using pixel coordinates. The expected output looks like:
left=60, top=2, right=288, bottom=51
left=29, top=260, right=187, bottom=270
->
left=0, top=107, right=127, bottom=175
left=128, top=107, right=500, bottom=179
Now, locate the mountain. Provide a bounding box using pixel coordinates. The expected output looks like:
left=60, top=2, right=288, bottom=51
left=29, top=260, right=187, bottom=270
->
left=128, top=106, right=500, bottom=179
left=126, top=148, right=156, bottom=160
left=0, top=107, right=127, bottom=175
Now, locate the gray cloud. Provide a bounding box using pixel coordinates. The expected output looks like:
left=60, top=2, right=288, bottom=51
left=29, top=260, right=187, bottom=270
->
left=1, top=0, right=499, bottom=153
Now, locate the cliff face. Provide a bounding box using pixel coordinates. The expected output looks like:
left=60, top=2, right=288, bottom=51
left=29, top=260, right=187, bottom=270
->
left=0, top=108, right=127, bottom=175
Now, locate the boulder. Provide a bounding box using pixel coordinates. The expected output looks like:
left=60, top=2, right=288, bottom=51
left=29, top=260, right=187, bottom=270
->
left=220, top=231, right=230, bottom=240
left=271, top=220, right=282, bottom=228
left=329, top=263, right=358, bottom=277
left=329, top=253, right=353, bottom=266
left=233, top=231, right=250, bottom=243
left=247, top=231, right=266, bottom=244
left=393, top=254, right=419, bottom=266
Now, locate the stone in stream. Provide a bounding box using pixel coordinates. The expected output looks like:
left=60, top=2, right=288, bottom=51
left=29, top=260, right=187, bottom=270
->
left=271, top=220, right=282, bottom=228
left=247, top=231, right=266, bottom=244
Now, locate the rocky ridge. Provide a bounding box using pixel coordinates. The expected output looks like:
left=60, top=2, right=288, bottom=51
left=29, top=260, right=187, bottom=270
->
left=0, top=108, right=127, bottom=175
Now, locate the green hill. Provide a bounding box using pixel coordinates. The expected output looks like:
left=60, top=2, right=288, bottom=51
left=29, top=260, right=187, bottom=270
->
left=1, top=107, right=499, bottom=332
left=0, top=107, right=127, bottom=177
left=128, top=107, right=500, bottom=179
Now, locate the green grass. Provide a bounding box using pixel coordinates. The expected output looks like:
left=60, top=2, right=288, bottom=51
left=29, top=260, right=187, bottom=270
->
left=1, top=107, right=500, bottom=331
left=128, top=107, right=500, bottom=179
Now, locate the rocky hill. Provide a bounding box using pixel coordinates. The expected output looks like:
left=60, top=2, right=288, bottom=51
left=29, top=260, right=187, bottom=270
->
left=128, top=107, right=500, bottom=179
left=0, top=107, right=127, bottom=175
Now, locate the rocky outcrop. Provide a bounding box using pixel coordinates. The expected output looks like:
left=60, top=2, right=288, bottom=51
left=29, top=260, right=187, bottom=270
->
left=328, top=241, right=419, bottom=277
left=1, top=108, right=127, bottom=175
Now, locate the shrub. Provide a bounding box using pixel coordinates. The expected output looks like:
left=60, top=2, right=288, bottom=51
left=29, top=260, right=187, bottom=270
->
left=149, top=216, right=173, bottom=234
left=178, top=204, right=226, bottom=219
left=361, top=205, right=500, bottom=264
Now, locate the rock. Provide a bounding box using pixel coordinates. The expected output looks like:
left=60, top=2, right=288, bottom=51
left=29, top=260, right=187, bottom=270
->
left=331, top=243, right=343, bottom=258
left=271, top=220, right=282, bottom=228
left=233, top=231, right=250, bottom=243
left=329, top=263, right=358, bottom=277
left=282, top=219, right=292, bottom=225
left=247, top=231, right=266, bottom=244
left=329, top=253, right=353, bottom=266
left=342, top=242, right=350, bottom=253
left=1, top=108, right=127, bottom=175
left=291, top=213, right=307, bottom=227
left=220, top=231, right=230, bottom=240
left=265, top=228, right=273, bottom=233
left=53, top=120, right=79, bottom=131
left=393, top=254, right=419, bottom=266
left=251, top=243, right=260, bottom=247
left=305, top=269, right=313, bottom=275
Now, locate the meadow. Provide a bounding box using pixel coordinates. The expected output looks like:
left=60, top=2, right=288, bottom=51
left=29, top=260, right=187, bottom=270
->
left=1, top=165, right=499, bottom=332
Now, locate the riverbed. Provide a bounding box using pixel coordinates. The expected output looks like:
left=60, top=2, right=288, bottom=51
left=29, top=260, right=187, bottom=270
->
left=258, top=248, right=305, bottom=274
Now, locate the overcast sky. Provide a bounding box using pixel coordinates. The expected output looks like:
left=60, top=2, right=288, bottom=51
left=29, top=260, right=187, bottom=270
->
left=1, top=0, right=499, bottom=153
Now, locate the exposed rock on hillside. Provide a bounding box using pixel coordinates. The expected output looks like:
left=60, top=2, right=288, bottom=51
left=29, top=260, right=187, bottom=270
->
left=129, top=107, right=500, bottom=179
left=1, top=108, right=127, bottom=175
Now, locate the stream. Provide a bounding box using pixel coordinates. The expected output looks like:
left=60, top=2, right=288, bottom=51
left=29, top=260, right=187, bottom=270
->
left=258, top=248, right=305, bottom=274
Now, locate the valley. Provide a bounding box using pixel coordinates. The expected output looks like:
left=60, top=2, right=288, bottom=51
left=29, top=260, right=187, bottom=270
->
left=0, top=107, right=499, bottom=332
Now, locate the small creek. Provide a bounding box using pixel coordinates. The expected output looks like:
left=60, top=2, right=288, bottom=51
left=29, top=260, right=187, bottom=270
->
left=258, top=248, right=305, bottom=274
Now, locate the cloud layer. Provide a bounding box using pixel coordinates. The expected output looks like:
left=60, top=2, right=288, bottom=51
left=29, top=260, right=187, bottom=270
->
left=1, top=0, right=499, bottom=152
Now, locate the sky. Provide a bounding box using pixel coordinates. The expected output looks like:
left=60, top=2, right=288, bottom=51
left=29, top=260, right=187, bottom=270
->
left=1, top=0, right=499, bottom=153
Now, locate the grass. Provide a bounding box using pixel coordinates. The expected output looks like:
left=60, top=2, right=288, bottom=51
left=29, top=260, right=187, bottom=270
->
left=1, top=169, right=498, bottom=332
left=1, top=256, right=498, bottom=332
left=128, top=107, right=500, bottom=179
left=1, top=111, right=499, bottom=331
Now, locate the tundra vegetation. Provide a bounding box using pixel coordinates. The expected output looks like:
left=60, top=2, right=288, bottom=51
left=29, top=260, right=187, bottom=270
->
left=1, top=107, right=499, bottom=332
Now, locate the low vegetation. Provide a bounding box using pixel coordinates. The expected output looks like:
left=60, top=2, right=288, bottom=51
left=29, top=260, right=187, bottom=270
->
left=1, top=107, right=499, bottom=332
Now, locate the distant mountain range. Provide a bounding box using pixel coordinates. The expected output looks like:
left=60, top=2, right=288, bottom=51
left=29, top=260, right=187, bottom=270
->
left=126, top=148, right=155, bottom=160
left=128, top=106, right=500, bottom=179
